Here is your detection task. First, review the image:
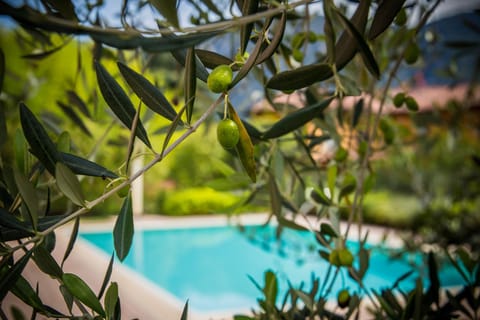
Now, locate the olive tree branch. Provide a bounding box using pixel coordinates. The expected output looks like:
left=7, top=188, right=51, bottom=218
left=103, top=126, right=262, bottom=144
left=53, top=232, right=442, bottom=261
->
left=9, top=94, right=225, bottom=252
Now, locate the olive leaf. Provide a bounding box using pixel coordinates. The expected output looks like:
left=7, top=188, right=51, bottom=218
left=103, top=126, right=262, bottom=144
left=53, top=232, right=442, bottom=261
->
left=13, top=170, right=39, bottom=231
left=55, top=162, right=86, bottom=207
left=19, top=103, right=59, bottom=175
left=368, top=0, right=407, bottom=40
left=0, top=251, right=33, bottom=301
left=262, top=97, right=333, bottom=139
left=95, top=62, right=152, bottom=148
left=117, top=62, right=178, bottom=122
left=0, top=48, right=4, bottom=94
left=184, top=47, right=196, bottom=124
left=149, top=0, right=179, bottom=28
left=256, top=11, right=287, bottom=64
left=66, top=90, right=91, bottom=119
left=238, top=0, right=259, bottom=54
left=335, top=8, right=380, bottom=79
left=196, top=49, right=236, bottom=70
left=113, top=193, right=134, bottom=261
left=62, top=273, right=106, bottom=317
left=228, top=103, right=256, bottom=182
left=56, top=101, right=92, bottom=137
left=59, top=152, right=118, bottom=179
left=266, top=63, right=333, bottom=91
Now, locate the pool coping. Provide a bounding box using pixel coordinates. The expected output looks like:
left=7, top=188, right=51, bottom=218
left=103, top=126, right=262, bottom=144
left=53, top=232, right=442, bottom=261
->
left=70, top=212, right=406, bottom=319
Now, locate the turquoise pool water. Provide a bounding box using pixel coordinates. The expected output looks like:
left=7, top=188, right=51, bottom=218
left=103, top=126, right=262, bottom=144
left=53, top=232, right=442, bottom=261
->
left=80, top=224, right=463, bottom=313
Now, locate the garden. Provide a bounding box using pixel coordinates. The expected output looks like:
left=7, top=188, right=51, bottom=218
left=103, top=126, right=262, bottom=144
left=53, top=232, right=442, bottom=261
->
left=0, top=0, right=479, bottom=319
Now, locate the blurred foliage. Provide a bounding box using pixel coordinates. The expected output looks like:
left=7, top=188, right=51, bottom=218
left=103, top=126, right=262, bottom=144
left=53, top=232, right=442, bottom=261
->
left=158, top=187, right=241, bottom=215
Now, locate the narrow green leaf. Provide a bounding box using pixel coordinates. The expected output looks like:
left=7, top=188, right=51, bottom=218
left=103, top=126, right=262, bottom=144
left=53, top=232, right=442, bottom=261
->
left=95, top=62, right=152, bottom=148
left=42, top=0, right=77, bottom=20
left=231, top=28, right=265, bottom=88
left=180, top=300, right=188, bottom=320
left=98, top=254, right=115, bottom=300
left=338, top=173, right=357, bottom=201
left=58, top=285, right=73, bottom=315
left=113, top=194, right=134, bottom=261
left=62, top=273, right=105, bottom=317
left=323, top=0, right=336, bottom=64
left=335, top=9, right=380, bottom=79
left=11, top=275, right=44, bottom=311
left=352, top=98, right=364, bottom=128
left=168, top=36, right=210, bottom=82
left=228, top=103, right=256, bottom=182
left=0, top=207, right=33, bottom=235
left=295, top=290, right=314, bottom=311
left=66, top=90, right=91, bottom=119
left=310, top=188, right=331, bottom=206
left=33, top=245, right=63, bottom=279
left=268, top=173, right=282, bottom=217
left=62, top=217, right=79, bottom=267
left=0, top=104, right=7, bottom=150
left=55, top=162, right=85, bottom=207
left=149, top=0, right=179, bottom=28
left=334, top=0, right=371, bottom=69
left=104, top=282, right=118, bottom=320
left=320, top=223, right=338, bottom=238
left=56, top=101, right=92, bottom=137
left=184, top=47, right=196, bottom=124
left=264, top=270, right=278, bottom=307
left=327, top=165, right=337, bottom=200
left=0, top=251, right=32, bottom=301
left=0, top=48, right=4, bottom=93
left=368, top=0, right=406, bottom=40
left=117, top=62, right=177, bottom=122
left=277, top=216, right=308, bottom=231
left=19, top=103, right=59, bottom=175
left=239, top=0, right=259, bottom=54
left=266, top=63, right=333, bottom=91
left=256, top=11, right=287, bottom=64
left=196, top=49, right=236, bottom=70
left=21, top=40, right=70, bottom=60
left=13, top=170, right=39, bottom=230
left=161, top=104, right=187, bottom=159
left=14, top=129, right=27, bottom=173
left=262, top=97, right=333, bottom=139
left=60, top=152, right=118, bottom=179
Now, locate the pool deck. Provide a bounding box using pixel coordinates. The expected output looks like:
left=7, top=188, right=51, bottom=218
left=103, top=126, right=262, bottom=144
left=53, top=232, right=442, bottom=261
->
left=3, top=213, right=404, bottom=320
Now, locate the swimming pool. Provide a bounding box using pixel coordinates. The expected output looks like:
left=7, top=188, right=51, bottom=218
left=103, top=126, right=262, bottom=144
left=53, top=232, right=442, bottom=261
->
left=80, top=222, right=464, bottom=313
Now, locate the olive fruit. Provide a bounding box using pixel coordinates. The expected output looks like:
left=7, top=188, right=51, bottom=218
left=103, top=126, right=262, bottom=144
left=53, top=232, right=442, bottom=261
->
left=329, top=248, right=354, bottom=267
left=207, top=65, right=233, bottom=93
left=329, top=249, right=341, bottom=267
left=217, top=119, right=240, bottom=149
left=338, top=248, right=354, bottom=267
left=117, top=185, right=130, bottom=198
left=337, top=289, right=351, bottom=308
left=404, top=43, right=420, bottom=65
left=405, top=96, right=419, bottom=112
left=393, top=92, right=405, bottom=108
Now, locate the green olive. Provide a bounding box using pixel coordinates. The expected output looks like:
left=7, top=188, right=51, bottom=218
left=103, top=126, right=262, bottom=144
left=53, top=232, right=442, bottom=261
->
left=404, top=43, right=420, bottom=65
left=217, top=119, right=240, bottom=149
left=405, top=96, right=419, bottom=112
left=393, top=92, right=405, bottom=108
left=337, top=289, right=351, bottom=308
left=338, top=248, right=354, bottom=267
left=207, top=65, right=233, bottom=93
